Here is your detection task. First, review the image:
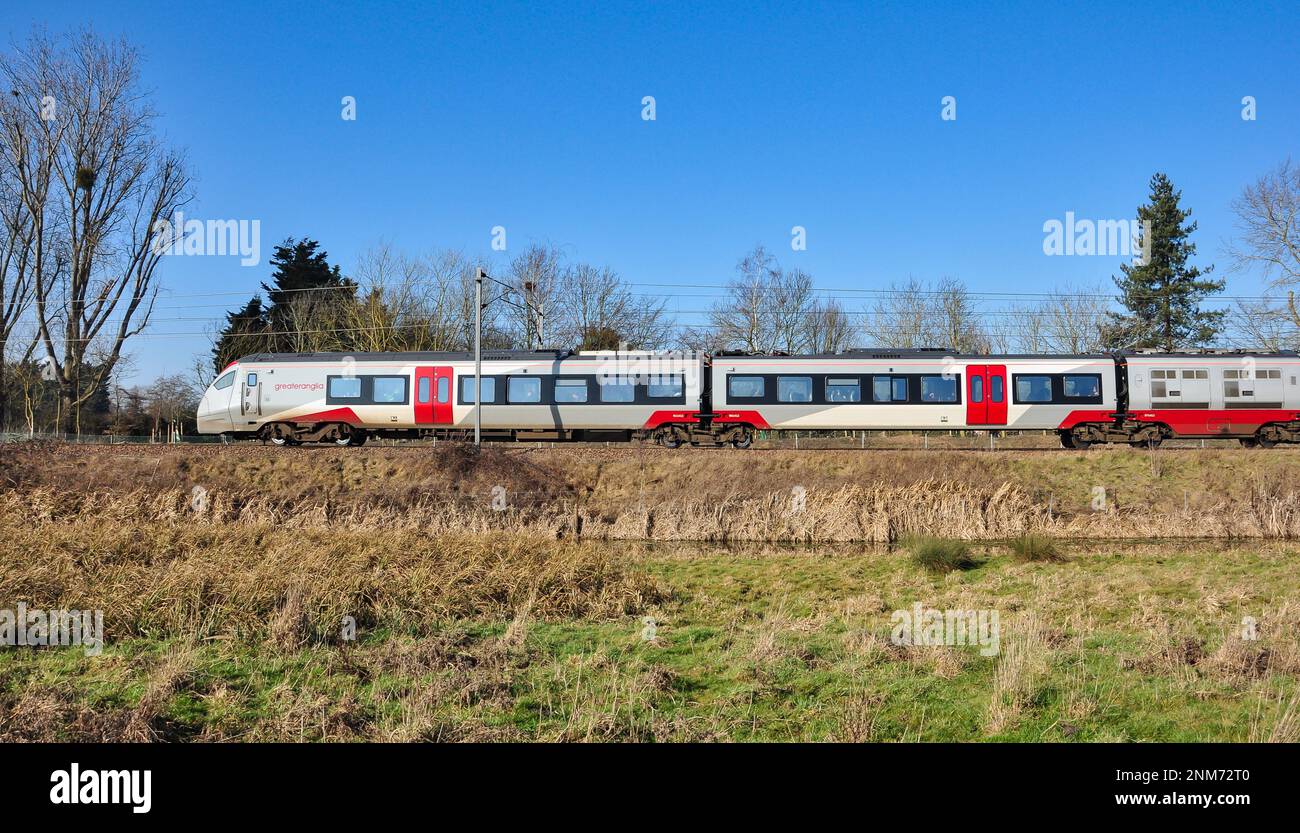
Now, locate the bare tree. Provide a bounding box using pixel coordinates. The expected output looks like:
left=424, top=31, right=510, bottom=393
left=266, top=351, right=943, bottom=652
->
left=554, top=262, right=671, bottom=350
left=0, top=136, right=36, bottom=429
left=0, top=31, right=192, bottom=433
left=869, top=276, right=988, bottom=352
left=805, top=298, right=853, bottom=353
left=868, top=277, right=932, bottom=348
left=505, top=243, right=561, bottom=349
left=1040, top=285, right=1110, bottom=353
left=1228, top=159, right=1300, bottom=328
left=1224, top=298, right=1299, bottom=351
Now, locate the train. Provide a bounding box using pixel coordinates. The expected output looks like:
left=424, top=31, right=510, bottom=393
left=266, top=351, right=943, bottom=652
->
left=195, top=348, right=1300, bottom=449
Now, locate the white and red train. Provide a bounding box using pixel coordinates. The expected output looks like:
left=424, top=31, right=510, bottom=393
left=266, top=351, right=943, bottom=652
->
left=196, top=348, right=1300, bottom=449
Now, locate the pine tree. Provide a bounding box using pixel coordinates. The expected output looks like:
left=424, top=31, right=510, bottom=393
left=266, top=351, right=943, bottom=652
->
left=210, top=238, right=356, bottom=371
left=212, top=296, right=270, bottom=373
left=1105, top=173, right=1224, bottom=351
left=261, top=238, right=355, bottom=350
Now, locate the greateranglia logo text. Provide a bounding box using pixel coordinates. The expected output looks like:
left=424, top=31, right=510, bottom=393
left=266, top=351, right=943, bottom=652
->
left=50, top=764, right=151, bottom=814
left=1, top=603, right=103, bottom=656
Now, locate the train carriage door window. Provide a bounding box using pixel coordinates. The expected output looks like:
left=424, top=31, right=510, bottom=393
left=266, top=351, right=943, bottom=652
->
left=971, top=375, right=984, bottom=403
left=777, top=376, right=813, bottom=403
left=418, top=377, right=431, bottom=404
left=598, top=377, right=635, bottom=402
left=436, top=377, right=449, bottom=403
left=920, top=375, right=959, bottom=403
left=1014, top=375, right=1053, bottom=403
left=647, top=376, right=684, bottom=400
left=991, top=375, right=1004, bottom=403
left=554, top=378, right=588, bottom=403
left=728, top=375, right=765, bottom=399
left=461, top=376, right=496, bottom=404
left=508, top=377, right=542, bottom=403
left=328, top=377, right=362, bottom=399
left=825, top=378, right=861, bottom=402
left=246, top=373, right=257, bottom=387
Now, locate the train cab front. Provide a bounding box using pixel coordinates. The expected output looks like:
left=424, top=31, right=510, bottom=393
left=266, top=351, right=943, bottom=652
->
left=196, top=363, right=239, bottom=434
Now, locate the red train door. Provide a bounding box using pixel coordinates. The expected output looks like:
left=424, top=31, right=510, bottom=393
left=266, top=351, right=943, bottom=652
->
left=414, top=366, right=454, bottom=425
left=966, top=365, right=1008, bottom=426
left=966, top=365, right=988, bottom=425
left=986, top=365, right=1007, bottom=425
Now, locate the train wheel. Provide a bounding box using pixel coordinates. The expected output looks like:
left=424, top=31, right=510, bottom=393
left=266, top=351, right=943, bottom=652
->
left=731, top=433, right=753, bottom=450
left=1240, top=438, right=1259, bottom=449
left=1256, top=436, right=1278, bottom=449
left=1131, top=435, right=1162, bottom=449
left=266, top=424, right=300, bottom=446
left=1059, top=433, right=1076, bottom=449
left=657, top=428, right=684, bottom=449
left=347, top=430, right=368, bottom=447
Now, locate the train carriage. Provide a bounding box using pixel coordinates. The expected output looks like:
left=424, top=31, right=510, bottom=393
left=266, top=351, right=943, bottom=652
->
left=708, top=350, right=1120, bottom=442
left=196, top=349, right=703, bottom=445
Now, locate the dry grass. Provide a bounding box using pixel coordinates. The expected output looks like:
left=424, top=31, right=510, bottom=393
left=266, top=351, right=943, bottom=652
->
left=5, top=443, right=1299, bottom=542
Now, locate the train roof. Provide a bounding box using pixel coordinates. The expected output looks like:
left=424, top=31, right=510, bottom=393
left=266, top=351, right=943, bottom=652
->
left=232, top=347, right=1299, bottom=366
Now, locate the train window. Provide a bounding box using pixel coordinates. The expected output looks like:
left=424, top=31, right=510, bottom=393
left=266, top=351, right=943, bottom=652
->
left=1224, top=381, right=1240, bottom=398
left=971, top=375, right=984, bottom=403
left=1015, top=375, right=1052, bottom=403
left=213, top=371, right=235, bottom=390
left=555, top=379, right=588, bottom=403
left=598, top=378, right=635, bottom=402
left=245, top=373, right=257, bottom=387
left=372, top=377, right=408, bottom=404
left=1063, top=375, right=1100, bottom=399
left=872, top=378, right=891, bottom=402
left=1151, top=381, right=1167, bottom=398
left=991, top=375, right=1004, bottom=403
left=1260, top=369, right=1282, bottom=379
left=437, top=377, right=450, bottom=404
left=920, top=375, right=958, bottom=403
left=825, top=378, right=861, bottom=402
left=728, top=376, right=765, bottom=398
left=461, top=377, right=496, bottom=403
left=647, top=377, right=683, bottom=398
left=418, top=377, right=431, bottom=404
left=777, top=376, right=813, bottom=403
left=329, top=377, right=362, bottom=398
left=508, top=377, right=541, bottom=403
left=1182, top=370, right=1209, bottom=380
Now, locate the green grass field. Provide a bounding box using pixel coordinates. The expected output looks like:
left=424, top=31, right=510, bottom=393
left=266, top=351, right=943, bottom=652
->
left=3, top=530, right=1296, bottom=741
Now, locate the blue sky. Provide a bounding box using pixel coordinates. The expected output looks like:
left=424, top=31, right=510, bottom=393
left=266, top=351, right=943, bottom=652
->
left=4, top=0, right=1297, bottom=382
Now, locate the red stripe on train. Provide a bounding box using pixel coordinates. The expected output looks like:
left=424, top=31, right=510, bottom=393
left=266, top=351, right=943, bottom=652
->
left=1059, top=409, right=1300, bottom=437
left=291, top=407, right=363, bottom=426
left=640, top=410, right=772, bottom=430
